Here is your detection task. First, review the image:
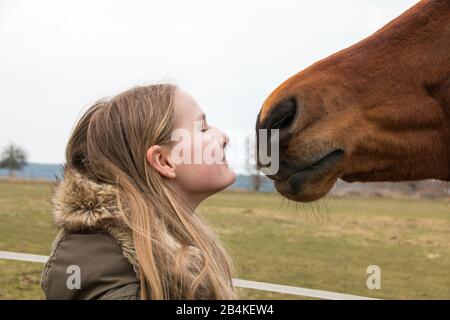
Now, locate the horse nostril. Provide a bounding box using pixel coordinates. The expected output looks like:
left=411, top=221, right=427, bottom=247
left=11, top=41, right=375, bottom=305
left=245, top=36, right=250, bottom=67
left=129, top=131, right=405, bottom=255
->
left=255, top=97, right=297, bottom=166
left=265, top=98, right=297, bottom=131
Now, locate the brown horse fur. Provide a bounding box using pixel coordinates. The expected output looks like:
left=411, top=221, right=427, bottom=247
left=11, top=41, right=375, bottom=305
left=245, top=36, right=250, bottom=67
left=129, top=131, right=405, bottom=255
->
left=256, top=0, right=450, bottom=202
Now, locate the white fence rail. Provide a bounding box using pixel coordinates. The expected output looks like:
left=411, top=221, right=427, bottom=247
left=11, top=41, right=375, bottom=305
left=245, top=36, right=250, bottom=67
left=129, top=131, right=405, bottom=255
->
left=0, top=250, right=378, bottom=300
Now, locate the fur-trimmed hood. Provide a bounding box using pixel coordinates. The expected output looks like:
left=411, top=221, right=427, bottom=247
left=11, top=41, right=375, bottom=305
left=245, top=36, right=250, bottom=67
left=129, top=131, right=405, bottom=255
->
left=41, top=168, right=143, bottom=300
left=42, top=167, right=231, bottom=300
left=51, top=167, right=139, bottom=273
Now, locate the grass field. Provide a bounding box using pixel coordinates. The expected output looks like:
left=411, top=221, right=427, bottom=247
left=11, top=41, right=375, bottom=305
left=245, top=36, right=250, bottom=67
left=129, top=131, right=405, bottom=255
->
left=0, top=179, right=449, bottom=299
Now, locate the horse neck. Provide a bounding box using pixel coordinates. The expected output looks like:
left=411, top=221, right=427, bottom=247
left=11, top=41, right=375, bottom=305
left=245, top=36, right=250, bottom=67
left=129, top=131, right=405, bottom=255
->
left=339, top=0, right=450, bottom=122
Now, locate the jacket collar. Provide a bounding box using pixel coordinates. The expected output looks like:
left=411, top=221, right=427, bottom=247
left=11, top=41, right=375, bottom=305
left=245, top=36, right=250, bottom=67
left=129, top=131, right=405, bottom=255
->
left=52, top=167, right=139, bottom=275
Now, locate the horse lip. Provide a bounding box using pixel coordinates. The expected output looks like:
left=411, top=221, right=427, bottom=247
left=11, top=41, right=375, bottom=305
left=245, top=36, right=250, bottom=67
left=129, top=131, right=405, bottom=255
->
left=273, top=149, right=345, bottom=181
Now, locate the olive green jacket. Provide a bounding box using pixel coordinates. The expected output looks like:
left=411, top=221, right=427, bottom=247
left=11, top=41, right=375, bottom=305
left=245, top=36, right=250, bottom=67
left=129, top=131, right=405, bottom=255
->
left=40, top=169, right=141, bottom=300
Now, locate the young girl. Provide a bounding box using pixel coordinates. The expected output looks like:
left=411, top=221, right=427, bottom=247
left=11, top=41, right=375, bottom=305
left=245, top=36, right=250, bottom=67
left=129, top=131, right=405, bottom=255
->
left=40, top=84, right=237, bottom=300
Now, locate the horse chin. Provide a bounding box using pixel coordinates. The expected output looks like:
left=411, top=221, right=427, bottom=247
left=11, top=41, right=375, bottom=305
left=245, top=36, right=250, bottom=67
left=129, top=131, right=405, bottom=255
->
left=268, top=148, right=344, bottom=201
left=274, top=171, right=339, bottom=202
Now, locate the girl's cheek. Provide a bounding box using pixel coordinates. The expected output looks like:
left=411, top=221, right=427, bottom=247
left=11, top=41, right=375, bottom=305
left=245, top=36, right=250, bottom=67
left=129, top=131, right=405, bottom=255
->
left=176, top=163, right=235, bottom=193
left=195, top=164, right=234, bottom=186
left=173, top=132, right=235, bottom=192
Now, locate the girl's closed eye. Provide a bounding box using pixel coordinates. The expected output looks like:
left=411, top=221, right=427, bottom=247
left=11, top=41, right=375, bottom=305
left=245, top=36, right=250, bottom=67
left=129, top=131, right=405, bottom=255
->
left=201, top=120, right=209, bottom=132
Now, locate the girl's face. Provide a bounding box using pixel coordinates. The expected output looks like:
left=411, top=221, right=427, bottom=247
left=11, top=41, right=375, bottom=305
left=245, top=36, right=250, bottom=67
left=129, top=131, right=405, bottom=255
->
left=147, top=88, right=236, bottom=208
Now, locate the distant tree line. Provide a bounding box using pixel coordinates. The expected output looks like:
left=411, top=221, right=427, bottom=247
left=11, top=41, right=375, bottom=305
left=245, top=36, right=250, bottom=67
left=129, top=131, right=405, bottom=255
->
left=0, top=143, right=27, bottom=178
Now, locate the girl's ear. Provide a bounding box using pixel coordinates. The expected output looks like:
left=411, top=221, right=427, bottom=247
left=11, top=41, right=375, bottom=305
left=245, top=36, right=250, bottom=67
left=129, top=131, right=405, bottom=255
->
left=146, top=145, right=176, bottom=179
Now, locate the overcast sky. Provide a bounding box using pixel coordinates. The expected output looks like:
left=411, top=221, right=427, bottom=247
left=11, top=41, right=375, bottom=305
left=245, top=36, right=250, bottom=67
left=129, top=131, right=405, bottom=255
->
left=0, top=0, right=418, bottom=172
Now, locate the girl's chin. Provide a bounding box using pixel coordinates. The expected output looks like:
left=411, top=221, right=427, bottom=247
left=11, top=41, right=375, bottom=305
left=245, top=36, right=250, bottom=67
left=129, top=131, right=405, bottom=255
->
left=215, top=167, right=236, bottom=190
left=223, top=165, right=236, bottom=181
left=227, top=171, right=237, bottom=186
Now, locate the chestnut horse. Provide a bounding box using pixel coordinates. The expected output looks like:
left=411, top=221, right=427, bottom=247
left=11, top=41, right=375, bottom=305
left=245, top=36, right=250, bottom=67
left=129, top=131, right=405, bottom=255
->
left=256, top=0, right=450, bottom=202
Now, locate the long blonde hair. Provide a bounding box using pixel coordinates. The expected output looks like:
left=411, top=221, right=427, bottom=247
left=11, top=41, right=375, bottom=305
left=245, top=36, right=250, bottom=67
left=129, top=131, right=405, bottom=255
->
left=65, top=84, right=237, bottom=299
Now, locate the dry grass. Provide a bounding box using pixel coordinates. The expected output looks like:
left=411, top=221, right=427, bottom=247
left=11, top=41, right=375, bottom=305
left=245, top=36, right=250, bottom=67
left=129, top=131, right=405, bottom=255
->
left=0, top=180, right=449, bottom=299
